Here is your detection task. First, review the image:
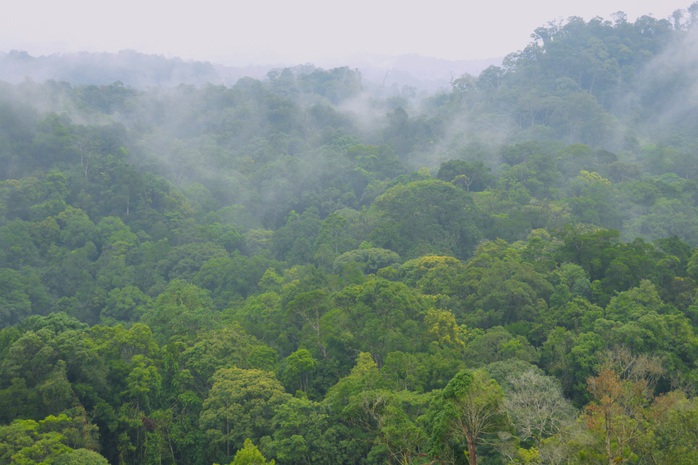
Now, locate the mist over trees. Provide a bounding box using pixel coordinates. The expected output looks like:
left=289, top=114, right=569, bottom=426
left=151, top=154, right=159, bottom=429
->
left=2, top=6, right=698, bottom=465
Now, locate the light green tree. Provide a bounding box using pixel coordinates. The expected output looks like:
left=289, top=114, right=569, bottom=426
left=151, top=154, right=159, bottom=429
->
left=200, top=368, right=290, bottom=462
left=227, top=438, right=275, bottom=465
left=429, top=369, right=508, bottom=465
left=53, top=449, right=109, bottom=465
left=278, top=349, right=316, bottom=393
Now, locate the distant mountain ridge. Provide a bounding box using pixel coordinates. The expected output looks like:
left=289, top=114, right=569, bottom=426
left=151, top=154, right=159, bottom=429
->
left=0, top=50, right=254, bottom=88
left=0, top=49, right=500, bottom=91
left=320, top=53, right=501, bottom=91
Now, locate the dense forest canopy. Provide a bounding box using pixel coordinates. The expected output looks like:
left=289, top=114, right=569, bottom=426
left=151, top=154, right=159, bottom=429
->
left=2, top=7, right=698, bottom=465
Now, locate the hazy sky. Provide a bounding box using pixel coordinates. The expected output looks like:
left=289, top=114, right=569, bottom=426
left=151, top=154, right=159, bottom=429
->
left=1, top=0, right=692, bottom=65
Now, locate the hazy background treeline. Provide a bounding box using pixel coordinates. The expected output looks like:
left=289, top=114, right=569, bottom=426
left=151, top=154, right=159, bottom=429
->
left=1, top=7, right=698, bottom=465
left=0, top=49, right=497, bottom=92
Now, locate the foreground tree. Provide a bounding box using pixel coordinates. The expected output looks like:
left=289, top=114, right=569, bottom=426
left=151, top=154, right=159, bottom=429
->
left=429, top=369, right=508, bottom=465
left=583, top=351, right=663, bottom=465
left=261, top=396, right=341, bottom=465
left=200, top=367, right=290, bottom=463
left=504, top=369, right=576, bottom=448
left=648, top=391, right=698, bottom=465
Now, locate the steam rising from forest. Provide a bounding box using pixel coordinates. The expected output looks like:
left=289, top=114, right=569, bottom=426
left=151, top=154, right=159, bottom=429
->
left=3, top=6, right=698, bottom=235
left=629, top=23, right=698, bottom=139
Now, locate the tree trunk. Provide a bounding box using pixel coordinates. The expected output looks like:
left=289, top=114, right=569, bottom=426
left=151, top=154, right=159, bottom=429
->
left=466, top=431, right=477, bottom=465
left=604, top=409, right=613, bottom=465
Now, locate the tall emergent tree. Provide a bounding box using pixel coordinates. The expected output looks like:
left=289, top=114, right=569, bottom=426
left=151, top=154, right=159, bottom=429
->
left=429, top=369, right=508, bottom=465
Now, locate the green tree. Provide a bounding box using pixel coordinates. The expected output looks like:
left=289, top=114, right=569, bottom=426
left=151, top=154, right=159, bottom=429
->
left=261, top=396, right=339, bottom=465
left=341, top=389, right=430, bottom=465
left=144, top=280, right=218, bottom=343
left=122, top=354, right=161, bottom=412
left=423, top=308, right=467, bottom=349
left=332, top=277, right=428, bottom=366
left=368, top=179, right=481, bottom=259
left=313, top=210, right=361, bottom=270
left=227, top=438, right=275, bottom=465
left=399, top=255, right=466, bottom=297
left=333, top=247, right=401, bottom=275
left=0, top=412, right=99, bottom=465
left=465, top=326, right=538, bottom=367
left=278, top=349, right=316, bottom=393
left=460, top=241, right=553, bottom=332
left=429, top=370, right=508, bottom=465
left=200, top=367, right=290, bottom=463
left=53, top=449, right=109, bottom=465
left=323, top=352, right=385, bottom=414
left=231, top=291, right=286, bottom=354
left=285, top=290, right=331, bottom=359
left=0, top=268, right=39, bottom=327
left=648, top=391, right=698, bottom=465
left=436, top=160, right=494, bottom=193
left=0, top=418, right=70, bottom=465
left=0, top=220, right=40, bottom=268
left=181, top=325, right=277, bottom=391
left=158, top=242, right=228, bottom=282
left=271, top=210, right=321, bottom=264
left=99, top=285, right=152, bottom=325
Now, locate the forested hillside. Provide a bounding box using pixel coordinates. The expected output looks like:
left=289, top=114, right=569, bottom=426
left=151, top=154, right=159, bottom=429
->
left=2, top=9, right=698, bottom=465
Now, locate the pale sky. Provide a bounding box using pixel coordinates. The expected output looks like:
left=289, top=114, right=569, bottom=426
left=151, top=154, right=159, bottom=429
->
left=1, top=0, right=692, bottom=65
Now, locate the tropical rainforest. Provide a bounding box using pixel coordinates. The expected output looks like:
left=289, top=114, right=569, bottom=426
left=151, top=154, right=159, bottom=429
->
left=2, top=7, right=698, bottom=465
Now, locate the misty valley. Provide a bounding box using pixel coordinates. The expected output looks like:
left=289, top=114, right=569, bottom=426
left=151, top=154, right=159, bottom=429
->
left=3, top=9, right=698, bottom=465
